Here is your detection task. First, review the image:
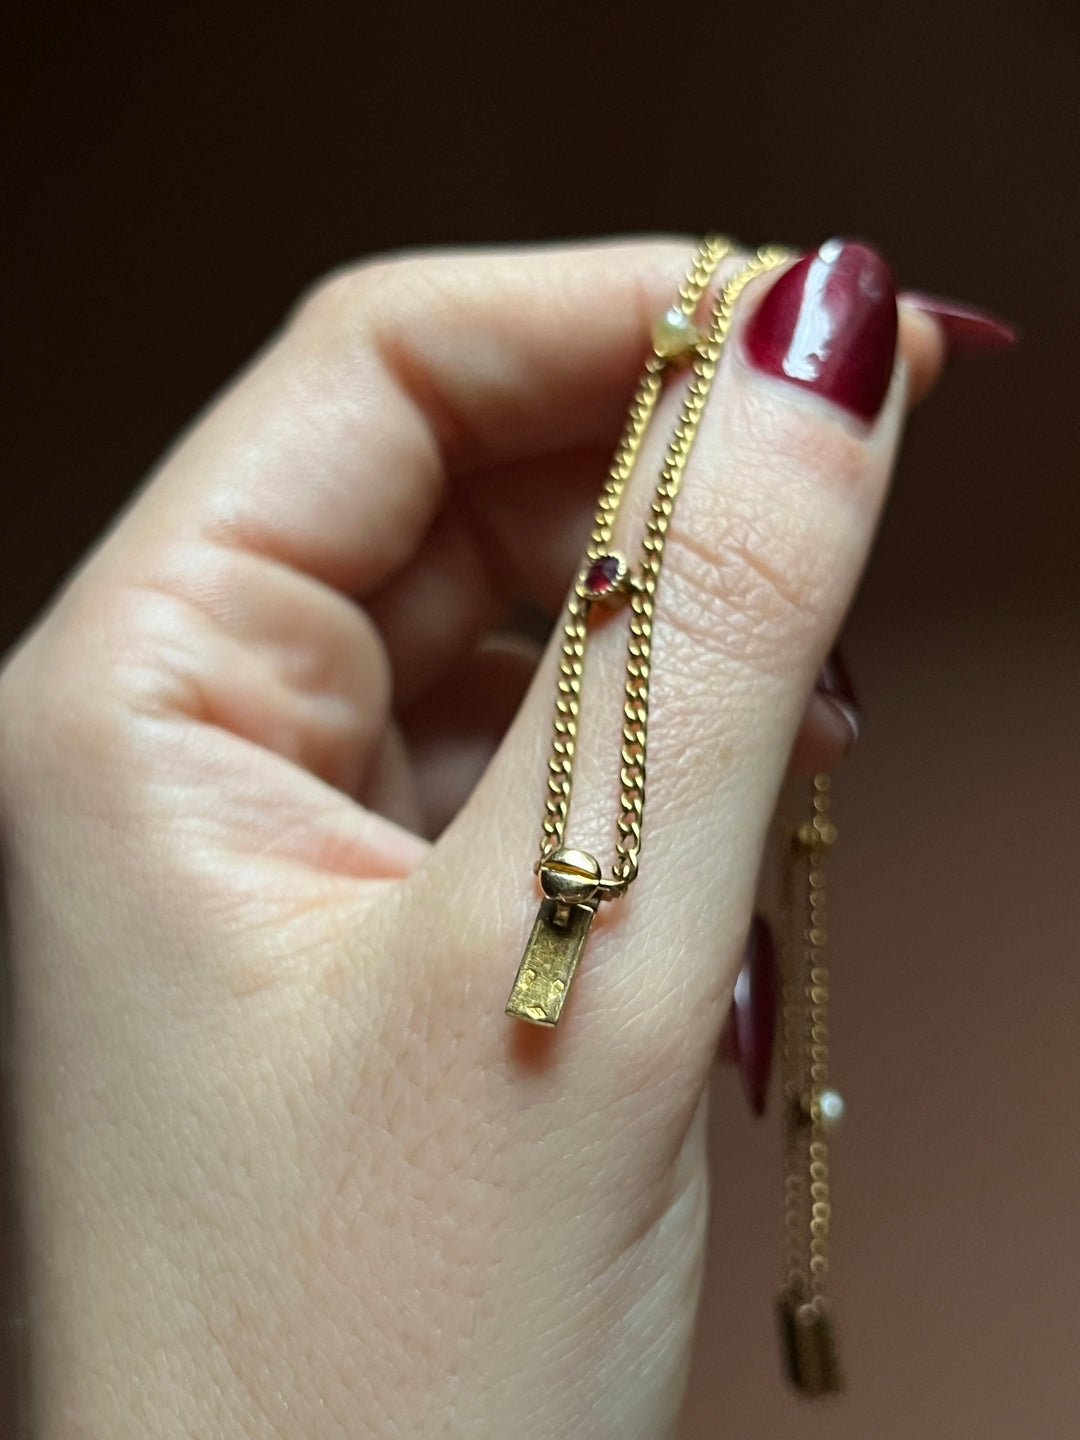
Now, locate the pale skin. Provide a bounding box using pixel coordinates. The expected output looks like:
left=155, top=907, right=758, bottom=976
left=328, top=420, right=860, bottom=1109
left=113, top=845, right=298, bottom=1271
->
left=0, top=239, right=945, bottom=1437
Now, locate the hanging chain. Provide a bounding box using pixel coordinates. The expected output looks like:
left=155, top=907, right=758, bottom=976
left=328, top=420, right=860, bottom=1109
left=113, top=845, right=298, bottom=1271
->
left=778, top=772, right=843, bottom=1394
left=538, top=238, right=792, bottom=890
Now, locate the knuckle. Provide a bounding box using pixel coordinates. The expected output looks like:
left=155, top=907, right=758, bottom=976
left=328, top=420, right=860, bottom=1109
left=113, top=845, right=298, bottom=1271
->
left=288, top=248, right=442, bottom=349
left=651, top=382, right=874, bottom=677
left=0, top=575, right=190, bottom=824
left=657, top=491, right=837, bottom=675
left=289, top=256, right=384, bottom=335
left=0, top=619, right=97, bottom=819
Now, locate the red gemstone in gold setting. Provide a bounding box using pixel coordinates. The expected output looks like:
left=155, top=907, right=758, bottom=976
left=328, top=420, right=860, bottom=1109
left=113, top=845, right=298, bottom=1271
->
left=581, top=553, right=629, bottom=604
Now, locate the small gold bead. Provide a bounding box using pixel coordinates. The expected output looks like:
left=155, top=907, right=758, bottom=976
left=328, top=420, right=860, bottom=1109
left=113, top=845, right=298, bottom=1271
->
left=810, top=816, right=838, bottom=846
left=539, top=847, right=602, bottom=907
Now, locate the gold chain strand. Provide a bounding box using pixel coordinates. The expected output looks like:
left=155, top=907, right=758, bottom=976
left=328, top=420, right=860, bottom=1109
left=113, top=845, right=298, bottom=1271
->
left=539, top=234, right=736, bottom=864
left=777, top=773, right=843, bottom=1394
left=588, top=233, right=732, bottom=557
left=507, top=238, right=791, bottom=1026
left=611, top=245, right=789, bottom=888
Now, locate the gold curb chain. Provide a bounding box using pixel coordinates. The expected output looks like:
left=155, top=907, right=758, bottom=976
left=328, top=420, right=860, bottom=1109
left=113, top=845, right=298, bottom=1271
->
left=506, top=236, right=790, bottom=1027
left=778, top=773, right=843, bottom=1393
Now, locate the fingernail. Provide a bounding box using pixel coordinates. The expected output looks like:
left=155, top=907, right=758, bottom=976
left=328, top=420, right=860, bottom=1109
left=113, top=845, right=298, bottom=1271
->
left=899, top=290, right=1018, bottom=355
left=719, top=915, right=777, bottom=1117
left=815, top=647, right=861, bottom=749
left=744, top=238, right=898, bottom=422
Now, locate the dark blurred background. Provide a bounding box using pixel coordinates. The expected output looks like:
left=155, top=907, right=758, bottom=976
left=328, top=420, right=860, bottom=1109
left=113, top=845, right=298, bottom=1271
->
left=3, top=2, right=1078, bottom=1436
left=4, top=0, right=1077, bottom=638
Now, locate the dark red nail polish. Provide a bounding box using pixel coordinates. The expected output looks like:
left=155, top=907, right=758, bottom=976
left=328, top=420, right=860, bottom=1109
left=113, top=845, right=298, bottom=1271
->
left=744, top=238, right=898, bottom=422
left=815, top=648, right=861, bottom=747
left=899, top=290, right=1018, bottom=355
left=719, top=915, right=777, bottom=1117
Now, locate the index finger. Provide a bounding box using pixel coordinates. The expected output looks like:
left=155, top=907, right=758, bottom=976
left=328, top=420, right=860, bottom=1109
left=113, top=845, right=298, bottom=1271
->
left=93, top=238, right=711, bottom=601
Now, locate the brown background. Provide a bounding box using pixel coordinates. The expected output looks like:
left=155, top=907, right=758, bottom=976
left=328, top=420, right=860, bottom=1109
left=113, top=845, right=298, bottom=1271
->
left=3, top=1, right=1078, bottom=1436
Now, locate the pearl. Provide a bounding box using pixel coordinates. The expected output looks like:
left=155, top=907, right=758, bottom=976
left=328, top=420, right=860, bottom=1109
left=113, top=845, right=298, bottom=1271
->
left=818, top=1089, right=845, bottom=1127
left=651, top=307, right=699, bottom=360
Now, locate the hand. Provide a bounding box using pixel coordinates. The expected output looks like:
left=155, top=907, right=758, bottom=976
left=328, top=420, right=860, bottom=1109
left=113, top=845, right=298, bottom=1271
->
left=0, top=238, right=946, bottom=1437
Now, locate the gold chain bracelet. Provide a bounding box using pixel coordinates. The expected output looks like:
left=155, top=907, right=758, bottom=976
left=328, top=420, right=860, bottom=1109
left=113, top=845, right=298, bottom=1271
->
left=505, top=236, right=791, bottom=1026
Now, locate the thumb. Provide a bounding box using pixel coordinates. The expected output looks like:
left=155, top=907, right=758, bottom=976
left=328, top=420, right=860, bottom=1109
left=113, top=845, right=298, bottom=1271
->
left=427, top=239, right=938, bottom=1058
left=376, top=239, right=945, bottom=1439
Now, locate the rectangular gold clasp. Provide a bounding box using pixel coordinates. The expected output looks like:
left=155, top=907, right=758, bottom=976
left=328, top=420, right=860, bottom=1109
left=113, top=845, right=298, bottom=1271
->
left=776, top=1294, right=843, bottom=1395
left=505, top=898, right=597, bottom=1026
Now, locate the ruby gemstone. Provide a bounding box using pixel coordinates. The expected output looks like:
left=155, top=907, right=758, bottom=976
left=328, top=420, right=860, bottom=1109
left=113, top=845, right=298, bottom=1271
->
left=584, top=555, right=622, bottom=597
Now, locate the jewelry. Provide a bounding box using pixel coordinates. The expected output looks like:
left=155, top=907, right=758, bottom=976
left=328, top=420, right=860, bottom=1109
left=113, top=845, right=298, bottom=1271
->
left=505, top=236, right=791, bottom=1026
left=501, top=232, right=847, bottom=1392
left=777, top=772, right=844, bottom=1393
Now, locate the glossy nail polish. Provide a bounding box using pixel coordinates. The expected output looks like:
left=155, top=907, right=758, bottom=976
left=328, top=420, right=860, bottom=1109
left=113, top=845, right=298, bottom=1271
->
left=899, top=290, right=1018, bottom=355
left=815, top=648, right=861, bottom=749
left=719, top=914, right=777, bottom=1117
left=744, top=238, right=898, bottom=422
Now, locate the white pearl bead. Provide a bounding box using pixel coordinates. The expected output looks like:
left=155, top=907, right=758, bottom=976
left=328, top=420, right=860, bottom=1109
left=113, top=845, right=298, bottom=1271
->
left=651, top=307, right=699, bottom=359
left=818, top=1089, right=845, bottom=1127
